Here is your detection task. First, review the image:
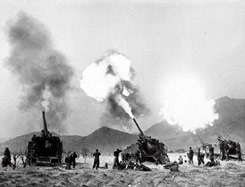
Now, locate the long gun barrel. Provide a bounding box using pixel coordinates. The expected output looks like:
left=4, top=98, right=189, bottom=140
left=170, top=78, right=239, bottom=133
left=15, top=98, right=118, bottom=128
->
left=133, top=118, right=146, bottom=138
left=42, top=111, right=50, bottom=137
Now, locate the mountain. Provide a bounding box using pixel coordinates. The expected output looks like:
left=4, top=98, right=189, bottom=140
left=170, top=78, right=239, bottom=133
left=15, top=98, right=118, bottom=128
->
left=71, top=127, right=138, bottom=154
left=144, top=121, right=198, bottom=151
left=0, top=96, right=244, bottom=154
left=0, top=138, right=8, bottom=144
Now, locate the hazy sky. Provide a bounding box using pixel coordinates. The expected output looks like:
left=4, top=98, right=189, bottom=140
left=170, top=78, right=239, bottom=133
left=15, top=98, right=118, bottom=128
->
left=0, top=0, right=244, bottom=138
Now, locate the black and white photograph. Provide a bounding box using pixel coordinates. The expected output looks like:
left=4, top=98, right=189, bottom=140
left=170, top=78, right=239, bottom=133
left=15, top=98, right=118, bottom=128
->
left=0, top=0, right=244, bottom=186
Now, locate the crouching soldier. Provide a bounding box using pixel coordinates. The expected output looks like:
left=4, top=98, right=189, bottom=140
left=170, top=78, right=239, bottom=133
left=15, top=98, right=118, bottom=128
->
left=178, top=155, right=183, bottom=165
left=65, top=152, right=77, bottom=169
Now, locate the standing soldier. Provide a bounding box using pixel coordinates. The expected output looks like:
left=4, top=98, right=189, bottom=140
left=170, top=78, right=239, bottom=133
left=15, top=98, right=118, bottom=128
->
left=113, top=148, right=122, bottom=169
left=3, top=147, right=12, bottom=167
left=71, top=152, right=78, bottom=168
left=135, top=150, right=141, bottom=164
left=236, top=142, right=242, bottom=162
left=197, top=148, right=205, bottom=166
left=224, top=141, right=230, bottom=161
left=219, top=140, right=225, bottom=160
left=209, top=144, right=214, bottom=162
left=188, top=147, right=194, bottom=164
left=13, top=154, right=18, bottom=170
left=93, top=149, right=101, bottom=170
left=65, top=153, right=72, bottom=169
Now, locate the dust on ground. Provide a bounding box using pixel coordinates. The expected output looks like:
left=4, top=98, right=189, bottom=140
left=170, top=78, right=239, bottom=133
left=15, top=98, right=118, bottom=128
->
left=0, top=154, right=245, bottom=187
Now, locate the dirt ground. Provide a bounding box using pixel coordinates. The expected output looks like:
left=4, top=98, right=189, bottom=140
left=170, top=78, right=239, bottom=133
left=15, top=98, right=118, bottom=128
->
left=0, top=154, right=245, bottom=187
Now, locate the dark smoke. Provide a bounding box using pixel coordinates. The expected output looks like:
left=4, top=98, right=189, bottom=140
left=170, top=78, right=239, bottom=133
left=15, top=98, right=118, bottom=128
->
left=6, top=12, right=74, bottom=132
left=100, top=56, right=150, bottom=129
left=101, top=84, right=150, bottom=129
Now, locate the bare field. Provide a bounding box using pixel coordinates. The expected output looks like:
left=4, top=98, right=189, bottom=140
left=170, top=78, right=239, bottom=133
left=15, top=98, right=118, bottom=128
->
left=0, top=154, right=245, bottom=187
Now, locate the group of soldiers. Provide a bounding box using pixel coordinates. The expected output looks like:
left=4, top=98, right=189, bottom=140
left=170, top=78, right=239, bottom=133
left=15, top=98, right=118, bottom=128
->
left=184, top=142, right=243, bottom=168
left=219, top=140, right=242, bottom=162
left=64, top=152, right=78, bottom=169
left=90, top=148, right=147, bottom=171
left=1, top=147, right=25, bottom=169
left=91, top=148, right=125, bottom=170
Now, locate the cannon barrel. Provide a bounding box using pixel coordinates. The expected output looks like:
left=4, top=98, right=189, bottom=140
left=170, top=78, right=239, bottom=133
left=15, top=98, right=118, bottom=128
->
left=42, top=111, right=50, bottom=137
left=133, top=118, right=146, bottom=138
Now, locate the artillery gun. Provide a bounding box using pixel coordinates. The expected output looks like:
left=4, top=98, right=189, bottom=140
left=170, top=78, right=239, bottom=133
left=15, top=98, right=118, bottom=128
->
left=122, top=118, right=169, bottom=164
left=217, top=135, right=240, bottom=160
left=25, top=111, right=63, bottom=166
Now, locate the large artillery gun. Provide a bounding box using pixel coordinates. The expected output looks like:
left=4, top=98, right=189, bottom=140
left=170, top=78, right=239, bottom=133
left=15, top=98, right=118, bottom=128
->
left=122, top=118, right=169, bottom=164
left=217, top=135, right=241, bottom=160
left=25, top=111, right=63, bottom=166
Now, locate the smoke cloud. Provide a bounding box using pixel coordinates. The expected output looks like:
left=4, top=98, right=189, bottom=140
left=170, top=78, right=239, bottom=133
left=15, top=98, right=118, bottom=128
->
left=6, top=12, right=74, bottom=132
left=80, top=51, right=149, bottom=130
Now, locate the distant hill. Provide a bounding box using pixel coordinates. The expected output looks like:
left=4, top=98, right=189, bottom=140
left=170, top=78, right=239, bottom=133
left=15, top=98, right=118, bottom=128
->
left=0, top=96, right=244, bottom=154
left=0, top=138, right=8, bottom=144
left=144, top=121, right=198, bottom=151
left=70, top=127, right=138, bottom=155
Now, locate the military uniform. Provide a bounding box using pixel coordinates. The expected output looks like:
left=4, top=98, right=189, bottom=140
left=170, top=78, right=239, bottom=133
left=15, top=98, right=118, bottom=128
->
left=93, top=149, right=101, bottom=169
left=236, top=142, right=242, bottom=162
left=188, top=147, right=194, bottom=164
left=197, top=148, right=205, bottom=165
left=2, top=147, right=12, bottom=167
left=209, top=145, right=214, bottom=162
left=113, top=149, right=122, bottom=169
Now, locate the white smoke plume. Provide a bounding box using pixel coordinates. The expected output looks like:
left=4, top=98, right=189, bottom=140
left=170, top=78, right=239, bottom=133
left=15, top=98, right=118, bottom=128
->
left=80, top=51, right=149, bottom=129
left=80, top=52, right=131, bottom=102
left=5, top=12, right=74, bottom=132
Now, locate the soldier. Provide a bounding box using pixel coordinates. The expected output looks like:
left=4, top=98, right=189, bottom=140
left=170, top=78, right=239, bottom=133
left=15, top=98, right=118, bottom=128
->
left=236, top=142, right=242, bottom=162
left=209, top=144, right=214, bottom=162
left=3, top=147, right=12, bottom=167
left=197, top=148, right=205, bottom=166
left=113, top=148, right=122, bottom=169
left=188, top=147, right=194, bottom=164
left=65, top=154, right=72, bottom=169
left=178, top=155, right=183, bottom=165
left=13, top=154, right=17, bottom=170
left=93, top=149, right=101, bottom=170
left=31, top=135, right=37, bottom=141
left=121, top=153, right=125, bottom=162
left=135, top=150, right=141, bottom=164
left=71, top=152, right=78, bottom=168
left=219, top=139, right=225, bottom=160
left=224, top=141, right=230, bottom=161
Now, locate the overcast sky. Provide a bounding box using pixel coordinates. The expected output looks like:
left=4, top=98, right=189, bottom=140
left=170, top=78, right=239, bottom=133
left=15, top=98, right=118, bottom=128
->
left=0, top=0, right=244, bottom=139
